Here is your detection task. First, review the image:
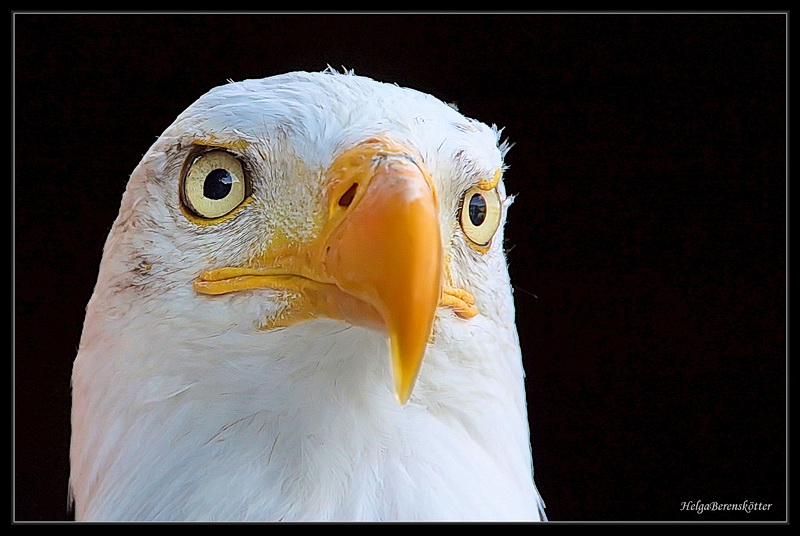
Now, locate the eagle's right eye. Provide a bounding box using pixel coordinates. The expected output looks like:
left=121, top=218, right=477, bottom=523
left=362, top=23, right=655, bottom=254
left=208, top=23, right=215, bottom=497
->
left=181, top=150, right=248, bottom=220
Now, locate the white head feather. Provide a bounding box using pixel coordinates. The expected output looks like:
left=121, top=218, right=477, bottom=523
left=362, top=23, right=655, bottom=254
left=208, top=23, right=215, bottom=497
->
left=70, top=70, right=545, bottom=521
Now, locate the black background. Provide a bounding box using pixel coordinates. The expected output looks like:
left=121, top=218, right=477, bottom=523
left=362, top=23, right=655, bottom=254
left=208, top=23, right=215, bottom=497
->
left=14, top=13, right=786, bottom=522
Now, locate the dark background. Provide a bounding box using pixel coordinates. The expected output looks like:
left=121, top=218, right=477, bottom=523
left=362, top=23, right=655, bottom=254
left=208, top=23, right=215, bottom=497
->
left=14, top=13, right=786, bottom=522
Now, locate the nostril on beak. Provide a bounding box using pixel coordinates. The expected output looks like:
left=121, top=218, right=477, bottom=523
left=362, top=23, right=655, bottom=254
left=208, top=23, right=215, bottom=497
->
left=338, top=183, right=359, bottom=207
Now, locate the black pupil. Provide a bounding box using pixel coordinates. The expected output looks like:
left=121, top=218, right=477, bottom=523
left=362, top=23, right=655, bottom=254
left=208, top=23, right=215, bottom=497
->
left=204, top=168, right=234, bottom=200
left=468, top=193, right=487, bottom=226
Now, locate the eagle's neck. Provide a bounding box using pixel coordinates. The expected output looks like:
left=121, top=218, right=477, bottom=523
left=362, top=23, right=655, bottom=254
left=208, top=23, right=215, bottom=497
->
left=71, top=287, right=543, bottom=521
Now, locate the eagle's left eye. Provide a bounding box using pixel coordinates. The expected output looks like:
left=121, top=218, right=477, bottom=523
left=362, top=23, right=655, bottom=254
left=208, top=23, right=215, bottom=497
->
left=181, top=150, right=248, bottom=220
left=459, top=186, right=502, bottom=249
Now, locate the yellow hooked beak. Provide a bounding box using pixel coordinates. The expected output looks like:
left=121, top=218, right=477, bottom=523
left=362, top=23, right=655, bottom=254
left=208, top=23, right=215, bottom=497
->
left=194, top=138, right=449, bottom=403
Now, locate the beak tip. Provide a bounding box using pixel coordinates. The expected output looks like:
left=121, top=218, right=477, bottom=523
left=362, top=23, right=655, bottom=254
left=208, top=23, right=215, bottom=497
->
left=394, top=378, right=415, bottom=405
left=389, top=336, right=428, bottom=406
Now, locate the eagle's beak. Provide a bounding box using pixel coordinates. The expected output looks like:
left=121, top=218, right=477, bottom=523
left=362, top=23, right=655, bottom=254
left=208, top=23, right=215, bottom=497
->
left=194, top=138, right=443, bottom=404
left=321, top=139, right=443, bottom=403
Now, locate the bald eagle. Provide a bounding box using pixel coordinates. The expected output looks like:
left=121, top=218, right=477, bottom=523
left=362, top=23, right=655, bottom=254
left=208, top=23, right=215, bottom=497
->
left=69, top=70, right=546, bottom=521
